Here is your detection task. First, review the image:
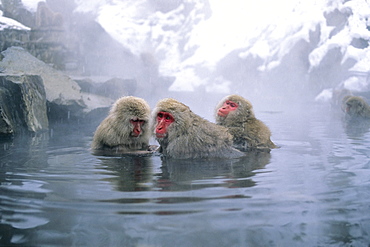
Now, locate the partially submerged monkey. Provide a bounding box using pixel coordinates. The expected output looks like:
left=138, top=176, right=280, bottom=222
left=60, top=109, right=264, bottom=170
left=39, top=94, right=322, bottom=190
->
left=215, top=94, right=276, bottom=151
left=343, top=96, right=370, bottom=119
left=91, top=96, right=152, bottom=153
left=152, top=98, right=244, bottom=159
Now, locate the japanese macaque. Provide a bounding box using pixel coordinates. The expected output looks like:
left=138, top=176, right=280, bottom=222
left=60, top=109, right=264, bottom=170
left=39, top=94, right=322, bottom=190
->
left=152, top=98, right=244, bottom=159
left=215, top=94, right=276, bottom=151
left=91, top=96, right=151, bottom=152
left=343, top=96, right=370, bottom=119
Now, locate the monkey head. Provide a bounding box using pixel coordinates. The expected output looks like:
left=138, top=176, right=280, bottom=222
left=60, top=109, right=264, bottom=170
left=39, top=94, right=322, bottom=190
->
left=344, top=96, right=368, bottom=117
left=111, top=96, right=150, bottom=138
left=217, top=99, right=238, bottom=117
left=155, top=112, right=175, bottom=138
left=215, top=94, right=255, bottom=125
left=152, top=98, right=192, bottom=139
left=91, top=96, right=152, bottom=151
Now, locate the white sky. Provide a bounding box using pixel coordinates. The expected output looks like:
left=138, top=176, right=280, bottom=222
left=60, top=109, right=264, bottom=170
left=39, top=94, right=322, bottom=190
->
left=21, top=0, right=39, bottom=11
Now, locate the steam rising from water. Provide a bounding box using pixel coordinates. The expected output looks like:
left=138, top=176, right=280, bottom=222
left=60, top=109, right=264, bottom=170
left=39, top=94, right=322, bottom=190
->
left=19, top=0, right=370, bottom=117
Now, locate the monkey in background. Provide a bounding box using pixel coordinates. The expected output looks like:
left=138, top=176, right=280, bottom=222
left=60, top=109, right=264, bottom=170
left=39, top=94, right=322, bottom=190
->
left=152, top=98, right=244, bottom=159
left=215, top=94, right=276, bottom=152
left=91, top=96, right=152, bottom=153
left=343, top=96, right=370, bottom=119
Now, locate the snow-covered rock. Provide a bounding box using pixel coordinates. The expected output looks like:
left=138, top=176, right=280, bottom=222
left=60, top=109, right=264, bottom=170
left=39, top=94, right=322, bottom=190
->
left=315, top=88, right=333, bottom=102
left=19, top=0, right=370, bottom=101
left=77, top=1, right=365, bottom=93
left=0, top=10, right=30, bottom=31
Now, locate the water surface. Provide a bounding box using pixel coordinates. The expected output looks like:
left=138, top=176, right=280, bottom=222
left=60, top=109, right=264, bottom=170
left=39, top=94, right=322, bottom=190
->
left=1, top=104, right=369, bottom=246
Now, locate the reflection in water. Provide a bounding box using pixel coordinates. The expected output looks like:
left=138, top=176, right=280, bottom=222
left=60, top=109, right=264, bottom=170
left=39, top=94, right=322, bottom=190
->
left=94, top=151, right=270, bottom=215
left=315, top=123, right=370, bottom=246
left=343, top=117, right=370, bottom=138
left=97, top=155, right=154, bottom=192
left=159, top=150, right=271, bottom=191
left=0, top=133, right=50, bottom=246
left=94, top=150, right=270, bottom=194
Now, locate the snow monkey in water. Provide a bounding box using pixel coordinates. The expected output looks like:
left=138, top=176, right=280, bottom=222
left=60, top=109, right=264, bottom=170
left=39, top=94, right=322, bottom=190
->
left=91, top=96, right=151, bottom=152
left=215, top=94, right=276, bottom=151
left=343, top=96, right=370, bottom=119
left=152, top=98, right=244, bottom=159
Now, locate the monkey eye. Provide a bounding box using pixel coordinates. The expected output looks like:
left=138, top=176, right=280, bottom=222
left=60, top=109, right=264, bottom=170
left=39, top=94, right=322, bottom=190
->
left=225, top=100, right=238, bottom=108
left=157, top=111, right=174, bottom=123
left=164, top=113, right=174, bottom=122
left=130, top=119, right=145, bottom=124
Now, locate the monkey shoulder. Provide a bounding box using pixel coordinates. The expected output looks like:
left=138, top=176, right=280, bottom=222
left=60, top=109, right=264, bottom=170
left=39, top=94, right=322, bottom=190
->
left=225, top=118, right=267, bottom=137
left=228, top=118, right=275, bottom=151
left=163, top=119, right=240, bottom=159
left=193, top=117, right=231, bottom=139
left=226, top=126, right=245, bottom=139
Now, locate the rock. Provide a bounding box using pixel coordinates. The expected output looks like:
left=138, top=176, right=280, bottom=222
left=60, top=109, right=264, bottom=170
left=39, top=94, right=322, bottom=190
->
left=0, top=88, right=14, bottom=135
left=98, top=77, right=137, bottom=99
left=0, top=46, right=114, bottom=122
left=0, top=47, right=83, bottom=106
left=75, top=77, right=137, bottom=99
left=0, top=74, right=48, bottom=136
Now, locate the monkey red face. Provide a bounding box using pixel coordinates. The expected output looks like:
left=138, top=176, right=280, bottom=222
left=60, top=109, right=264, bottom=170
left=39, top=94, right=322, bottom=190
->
left=155, top=111, right=175, bottom=138
left=130, top=118, right=145, bottom=137
left=345, top=104, right=350, bottom=113
left=217, top=100, right=238, bottom=117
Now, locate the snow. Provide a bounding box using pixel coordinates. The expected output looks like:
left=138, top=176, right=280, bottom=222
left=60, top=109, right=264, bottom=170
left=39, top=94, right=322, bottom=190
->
left=0, top=10, right=30, bottom=31
left=6, top=0, right=370, bottom=94
left=309, top=25, right=353, bottom=68
left=168, top=68, right=204, bottom=92
left=312, top=0, right=370, bottom=100
left=167, top=0, right=329, bottom=90
left=97, top=0, right=153, bottom=56
left=343, top=76, right=368, bottom=92
left=315, top=88, right=333, bottom=102
left=351, top=48, right=370, bottom=71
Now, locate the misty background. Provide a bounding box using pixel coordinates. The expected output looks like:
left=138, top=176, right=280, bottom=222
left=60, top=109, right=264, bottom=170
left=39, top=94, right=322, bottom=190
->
left=1, top=0, right=370, bottom=119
